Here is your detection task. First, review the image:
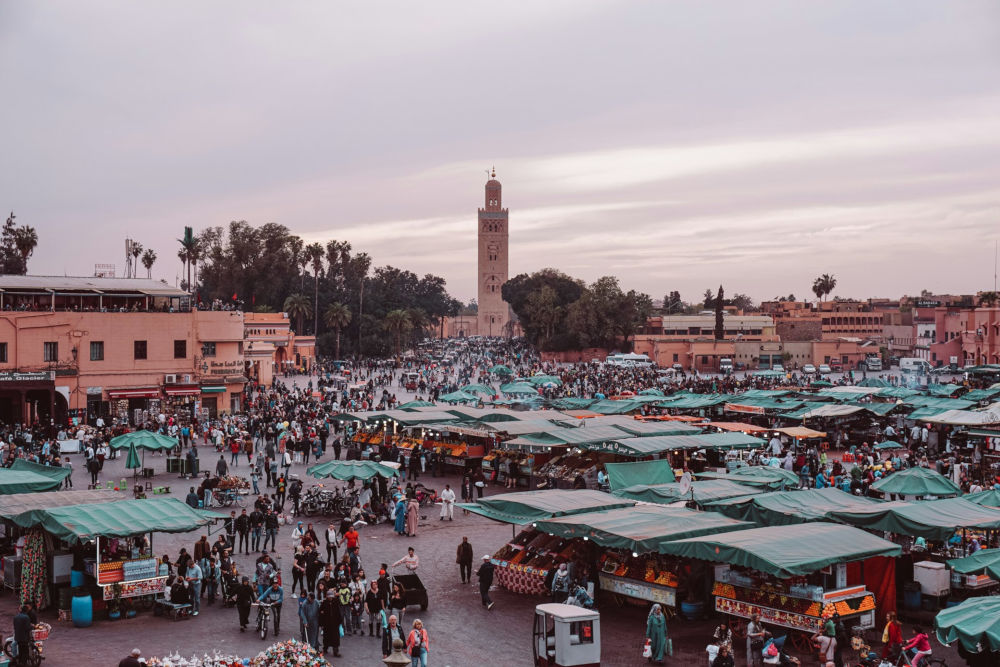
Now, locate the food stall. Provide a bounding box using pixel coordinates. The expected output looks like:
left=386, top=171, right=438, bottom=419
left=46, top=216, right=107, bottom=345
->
left=419, top=423, right=493, bottom=474
left=2, top=494, right=221, bottom=615
left=658, top=522, right=901, bottom=649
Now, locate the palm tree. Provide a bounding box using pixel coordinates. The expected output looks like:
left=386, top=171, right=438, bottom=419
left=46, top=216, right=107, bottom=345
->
left=178, top=228, right=198, bottom=293
left=323, top=302, right=351, bottom=359
left=811, top=273, right=837, bottom=302
left=383, top=309, right=412, bottom=356
left=306, top=242, right=324, bottom=334
left=140, top=249, right=157, bottom=278
left=13, top=226, right=38, bottom=271
left=130, top=241, right=143, bottom=278
left=980, top=291, right=999, bottom=308
left=283, top=293, right=311, bottom=334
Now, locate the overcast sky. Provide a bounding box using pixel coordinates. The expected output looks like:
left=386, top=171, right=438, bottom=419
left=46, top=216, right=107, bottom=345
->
left=2, top=1, right=999, bottom=303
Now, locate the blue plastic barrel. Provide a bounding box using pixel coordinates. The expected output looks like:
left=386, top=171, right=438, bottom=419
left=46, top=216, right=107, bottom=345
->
left=680, top=600, right=705, bottom=620
left=903, top=583, right=922, bottom=610
left=70, top=569, right=84, bottom=587
left=71, top=593, right=93, bottom=627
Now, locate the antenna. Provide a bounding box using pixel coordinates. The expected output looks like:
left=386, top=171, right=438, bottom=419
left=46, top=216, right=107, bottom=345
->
left=994, top=239, right=997, bottom=293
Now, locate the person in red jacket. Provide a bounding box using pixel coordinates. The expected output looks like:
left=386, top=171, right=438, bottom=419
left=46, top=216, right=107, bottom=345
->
left=903, top=626, right=932, bottom=667
left=405, top=618, right=429, bottom=667
left=882, top=612, right=903, bottom=660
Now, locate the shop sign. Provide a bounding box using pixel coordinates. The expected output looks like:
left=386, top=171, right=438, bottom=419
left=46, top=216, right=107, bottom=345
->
left=0, top=371, right=54, bottom=382
left=599, top=573, right=676, bottom=606
left=724, top=403, right=766, bottom=415
left=207, top=360, right=243, bottom=376
left=102, top=577, right=167, bottom=600
left=86, top=386, right=104, bottom=395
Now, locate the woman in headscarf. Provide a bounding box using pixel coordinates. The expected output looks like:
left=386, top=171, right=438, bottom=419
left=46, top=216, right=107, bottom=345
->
left=393, top=495, right=407, bottom=536
left=646, top=603, right=667, bottom=664
left=405, top=498, right=419, bottom=537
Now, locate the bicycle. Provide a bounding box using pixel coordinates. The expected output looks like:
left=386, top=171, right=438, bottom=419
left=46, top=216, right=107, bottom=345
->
left=3, top=622, right=50, bottom=666
left=254, top=601, right=273, bottom=641
left=212, top=488, right=246, bottom=507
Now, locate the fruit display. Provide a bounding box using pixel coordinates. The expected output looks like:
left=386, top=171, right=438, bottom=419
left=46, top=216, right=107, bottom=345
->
left=216, top=476, right=250, bottom=490
left=599, top=553, right=678, bottom=588
left=713, top=579, right=875, bottom=624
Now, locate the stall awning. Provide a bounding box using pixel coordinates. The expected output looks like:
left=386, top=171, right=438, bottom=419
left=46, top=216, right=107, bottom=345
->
left=5, top=497, right=223, bottom=544
left=200, top=386, right=226, bottom=394
left=946, top=548, right=1000, bottom=579
left=533, top=505, right=753, bottom=554
left=604, top=459, right=675, bottom=491
left=964, top=489, right=1000, bottom=508
left=773, top=427, right=827, bottom=439
left=614, top=479, right=761, bottom=506
left=656, top=394, right=733, bottom=410
left=8, top=458, right=72, bottom=484
left=307, top=460, right=399, bottom=481
left=0, top=490, right=123, bottom=515
left=0, top=470, right=64, bottom=494
left=657, top=522, right=902, bottom=578
left=798, top=404, right=865, bottom=418
left=107, top=387, right=161, bottom=399
left=870, top=466, right=962, bottom=497
left=695, top=466, right=800, bottom=490
left=829, top=497, right=1000, bottom=541
left=458, top=489, right=635, bottom=524
left=714, top=487, right=885, bottom=526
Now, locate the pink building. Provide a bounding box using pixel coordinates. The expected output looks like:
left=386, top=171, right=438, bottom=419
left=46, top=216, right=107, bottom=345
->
left=0, top=276, right=247, bottom=425
left=930, top=306, right=1000, bottom=366
left=244, top=312, right=315, bottom=386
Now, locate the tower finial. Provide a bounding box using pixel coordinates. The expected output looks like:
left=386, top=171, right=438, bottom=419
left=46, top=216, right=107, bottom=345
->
left=491, top=165, right=496, bottom=179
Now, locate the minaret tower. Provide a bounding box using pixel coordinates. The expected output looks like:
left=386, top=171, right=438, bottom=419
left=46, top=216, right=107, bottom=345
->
left=477, top=167, right=510, bottom=337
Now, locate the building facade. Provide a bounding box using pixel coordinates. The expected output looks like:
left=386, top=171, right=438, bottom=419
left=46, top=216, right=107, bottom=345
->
left=243, top=312, right=316, bottom=386
left=0, top=276, right=246, bottom=425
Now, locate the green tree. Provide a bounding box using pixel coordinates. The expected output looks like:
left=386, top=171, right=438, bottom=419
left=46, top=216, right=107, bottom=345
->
left=323, top=302, right=351, bottom=359
left=980, top=291, right=999, bottom=307
left=283, top=293, right=311, bottom=334
left=524, top=285, right=562, bottom=347
left=714, top=285, right=725, bottom=340
left=812, top=273, right=837, bottom=302
left=140, top=248, right=157, bottom=278
left=13, top=225, right=38, bottom=271
left=703, top=288, right=714, bottom=309
left=383, top=309, right=412, bottom=355
left=731, top=293, right=756, bottom=312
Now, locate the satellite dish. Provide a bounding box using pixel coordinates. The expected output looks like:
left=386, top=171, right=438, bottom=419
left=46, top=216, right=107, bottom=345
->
left=678, top=472, right=692, bottom=497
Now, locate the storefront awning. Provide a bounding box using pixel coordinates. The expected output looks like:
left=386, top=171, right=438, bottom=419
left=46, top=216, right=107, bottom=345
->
left=165, top=386, right=201, bottom=397
left=107, top=387, right=161, bottom=399
left=200, top=386, right=226, bottom=393
left=534, top=505, right=753, bottom=554
left=657, top=522, right=901, bottom=578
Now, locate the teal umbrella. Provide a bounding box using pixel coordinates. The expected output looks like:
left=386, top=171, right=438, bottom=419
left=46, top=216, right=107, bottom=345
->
left=397, top=400, right=436, bottom=410
left=307, top=460, right=398, bottom=481
left=500, top=382, right=539, bottom=396
left=462, top=384, right=496, bottom=397
left=874, top=440, right=905, bottom=451
left=935, top=596, right=1000, bottom=653
left=947, top=548, right=1000, bottom=581
left=489, top=365, right=512, bottom=376
left=125, top=443, right=142, bottom=475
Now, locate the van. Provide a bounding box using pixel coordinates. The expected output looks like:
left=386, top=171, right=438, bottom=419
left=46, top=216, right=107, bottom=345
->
left=864, top=356, right=882, bottom=371
left=719, top=358, right=734, bottom=374
left=899, top=358, right=931, bottom=374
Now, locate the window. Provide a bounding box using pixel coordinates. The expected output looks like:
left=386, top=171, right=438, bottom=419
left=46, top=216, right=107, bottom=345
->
left=134, top=340, right=147, bottom=360
left=174, top=340, right=187, bottom=359
left=201, top=342, right=217, bottom=357
left=0, top=342, right=6, bottom=363
left=43, top=341, right=58, bottom=362
left=90, top=341, right=104, bottom=361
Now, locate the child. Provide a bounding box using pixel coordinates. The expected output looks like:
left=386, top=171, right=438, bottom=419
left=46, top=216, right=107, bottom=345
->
left=350, top=590, right=365, bottom=635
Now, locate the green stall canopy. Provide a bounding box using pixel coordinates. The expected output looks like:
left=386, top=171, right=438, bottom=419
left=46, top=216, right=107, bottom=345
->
left=8, top=458, right=72, bottom=484
left=0, top=470, right=64, bottom=494
left=6, top=497, right=222, bottom=544
left=604, top=459, right=675, bottom=491
left=109, top=430, right=179, bottom=451
left=935, top=596, right=1000, bottom=653
left=947, top=548, right=1000, bottom=581
left=965, top=489, right=1000, bottom=508
left=871, top=466, right=962, bottom=497
left=307, top=460, right=399, bottom=481
left=0, top=490, right=123, bottom=515
left=657, top=522, right=901, bottom=578
left=830, top=498, right=1000, bottom=541
left=714, top=488, right=885, bottom=525
left=696, top=466, right=799, bottom=490
left=534, top=505, right=753, bottom=554
left=614, top=479, right=761, bottom=506
left=458, top=489, right=635, bottom=525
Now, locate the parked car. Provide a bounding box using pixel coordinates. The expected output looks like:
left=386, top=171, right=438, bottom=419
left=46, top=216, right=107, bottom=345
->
left=772, top=364, right=785, bottom=373
left=802, top=364, right=816, bottom=374
left=818, top=364, right=832, bottom=374
left=671, top=363, right=684, bottom=371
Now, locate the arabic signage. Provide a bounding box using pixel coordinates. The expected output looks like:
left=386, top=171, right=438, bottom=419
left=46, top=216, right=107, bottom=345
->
left=0, top=371, right=54, bottom=383
left=599, top=573, right=676, bottom=606
left=207, top=360, right=244, bottom=376
left=724, top=403, right=767, bottom=415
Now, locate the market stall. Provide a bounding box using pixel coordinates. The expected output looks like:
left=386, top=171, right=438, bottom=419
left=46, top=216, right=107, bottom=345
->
left=306, top=459, right=399, bottom=481
left=695, top=465, right=800, bottom=490
left=870, top=466, right=963, bottom=499
left=709, top=487, right=886, bottom=526
left=4, top=495, right=221, bottom=611
left=828, top=497, right=1000, bottom=542
left=110, top=430, right=180, bottom=478
left=0, top=463, right=68, bottom=495
left=613, top=479, right=761, bottom=508
left=658, top=522, right=900, bottom=648
left=603, top=459, right=675, bottom=491
left=946, top=548, right=1000, bottom=595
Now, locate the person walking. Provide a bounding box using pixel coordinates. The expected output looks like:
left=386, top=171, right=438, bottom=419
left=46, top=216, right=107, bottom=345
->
left=382, top=614, right=404, bottom=659
left=439, top=484, right=455, bottom=521
left=234, top=575, right=255, bottom=632
left=298, top=591, right=321, bottom=650
left=186, top=559, right=203, bottom=616
left=881, top=612, right=902, bottom=660
left=405, top=498, right=419, bottom=537
left=476, top=555, right=495, bottom=610
left=366, top=580, right=383, bottom=637
left=646, top=603, right=668, bottom=665
left=319, top=590, right=343, bottom=657
left=325, top=522, right=339, bottom=565
left=12, top=605, right=33, bottom=667
left=551, top=562, right=571, bottom=603
left=746, top=613, right=765, bottom=667
left=406, top=618, right=429, bottom=667
left=263, top=509, right=278, bottom=552
left=62, top=457, right=73, bottom=489
left=456, top=536, right=473, bottom=583
left=235, top=509, right=250, bottom=555
left=216, top=455, right=228, bottom=478
left=250, top=507, right=264, bottom=552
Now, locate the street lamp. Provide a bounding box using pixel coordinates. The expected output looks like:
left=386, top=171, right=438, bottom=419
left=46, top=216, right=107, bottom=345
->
left=383, top=638, right=410, bottom=667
